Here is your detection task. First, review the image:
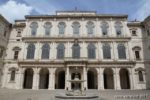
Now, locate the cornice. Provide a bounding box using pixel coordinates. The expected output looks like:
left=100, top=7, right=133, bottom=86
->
left=18, top=59, right=136, bottom=68
left=22, top=36, right=131, bottom=42
left=25, top=14, right=128, bottom=19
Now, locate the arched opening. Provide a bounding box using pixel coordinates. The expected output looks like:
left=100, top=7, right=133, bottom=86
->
left=39, top=68, right=49, bottom=89
left=104, top=68, right=114, bottom=89
left=120, top=68, right=130, bottom=89
left=23, top=68, right=34, bottom=89
left=55, top=69, right=65, bottom=89
left=87, top=69, right=97, bottom=89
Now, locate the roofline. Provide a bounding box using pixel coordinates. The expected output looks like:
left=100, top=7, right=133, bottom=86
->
left=25, top=14, right=128, bottom=19
left=56, top=10, right=97, bottom=13
left=0, top=14, right=10, bottom=25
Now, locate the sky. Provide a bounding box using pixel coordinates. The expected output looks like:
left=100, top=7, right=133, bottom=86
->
left=0, top=0, right=150, bottom=23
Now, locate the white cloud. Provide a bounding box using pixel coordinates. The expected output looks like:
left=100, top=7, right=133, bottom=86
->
left=0, top=0, right=33, bottom=23
left=133, top=0, right=150, bottom=21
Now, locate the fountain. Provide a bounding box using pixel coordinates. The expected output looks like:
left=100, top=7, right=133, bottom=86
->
left=66, top=72, right=86, bottom=96
left=55, top=67, right=99, bottom=99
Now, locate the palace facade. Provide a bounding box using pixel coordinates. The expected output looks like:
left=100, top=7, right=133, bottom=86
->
left=1, top=11, right=150, bottom=90
left=0, top=15, right=11, bottom=86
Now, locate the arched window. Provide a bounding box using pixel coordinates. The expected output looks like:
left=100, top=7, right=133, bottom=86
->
left=87, top=43, right=96, bottom=59
left=41, top=43, right=50, bottom=59
left=26, top=44, right=35, bottom=59
left=138, top=71, right=144, bottom=82
left=117, top=44, right=126, bottom=59
left=101, top=21, right=109, bottom=36
left=57, top=43, right=65, bottom=59
left=103, top=43, right=111, bottom=59
left=86, top=21, right=94, bottom=34
left=72, top=43, right=80, bottom=58
left=30, top=22, right=38, bottom=36
left=72, top=22, right=80, bottom=35
left=115, top=21, right=123, bottom=36
left=44, top=22, right=52, bottom=36
left=58, top=22, right=66, bottom=34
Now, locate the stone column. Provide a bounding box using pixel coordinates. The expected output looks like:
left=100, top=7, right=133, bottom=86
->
left=110, top=42, right=116, bottom=60
left=48, top=69, right=51, bottom=90
left=51, top=42, right=56, bottom=60
left=35, top=42, right=40, bottom=60
left=32, top=68, right=39, bottom=90
left=65, top=66, right=71, bottom=90
left=114, top=68, right=121, bottom=90
left=127, top=42, right=133, bottom=61
left=100, top=68, right=104, bottom=90
left=97, top=68, right=101, bottom=90
left=112, top=42, right=117, bottom=60
left=125, top=43, right=129, bottom=60
left=128, top=68, right=134, bottom=90
left=81, top=42, right=87, bottom=58
left=50, top=68, right=56, bottom=90
left=23, top=43, right=27, bottom=60
left=83, top=67, right=87, bottom=90
left=18, top=68, right=24, bottom=89
left=98, top=42, right=102, bottom=60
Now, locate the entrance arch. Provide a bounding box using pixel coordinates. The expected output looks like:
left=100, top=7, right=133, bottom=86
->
left=104, top=68, right=114, bottom=89
left=120, top=68, right=130, bottom=89
left=87, top=69, right=97, bottom=89
left=55, top=69, right=65, bottom=89
left=39, top=68, right=49, bottom=89
left=23, top=68, right=34, bottom=89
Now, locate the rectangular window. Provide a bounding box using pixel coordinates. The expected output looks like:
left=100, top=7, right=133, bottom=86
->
left=14, top=51, right=19, bottom=60
left=17, top=31, right=21, bottom=37
left=135, top=51, right=140, bottom=60
left=132, top=30, right=137, bottom=36
left=10, top=70, right=15, bottom=81
left=4, top=31, right=7, bottom=37
left=0, top=49, right=4, bottom=58
left=147, top=30, right=150, bottom=36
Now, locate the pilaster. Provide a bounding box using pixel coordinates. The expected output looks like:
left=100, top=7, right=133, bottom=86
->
left=32, top=68, right=39, bottom=90
left=99, top=68, right=104, bottom=90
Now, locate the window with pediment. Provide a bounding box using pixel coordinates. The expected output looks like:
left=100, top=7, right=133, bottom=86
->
left=72, top=22, right=80, bottom=35
left=86, top=21, right=94, bottom=35
left=58, top=22, right=66, bottom=34
left=44, top=22, right=52, bottom=36
left=9, top=67, right=18, bottom=82
left=26, top=43, right=35, bottom=59
left=30, top=22, right=38, bottom=36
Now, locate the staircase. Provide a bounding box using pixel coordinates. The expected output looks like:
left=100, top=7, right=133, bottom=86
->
left=0, top=88, right=149, bottom=100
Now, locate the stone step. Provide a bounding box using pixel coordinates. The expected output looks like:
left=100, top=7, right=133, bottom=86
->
left=0, top=88, right=150, bottom=100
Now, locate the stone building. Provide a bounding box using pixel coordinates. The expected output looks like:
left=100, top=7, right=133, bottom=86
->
left=1, top=11, right=150, bottom=91
left=0, top=15, right=11, bottom=86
